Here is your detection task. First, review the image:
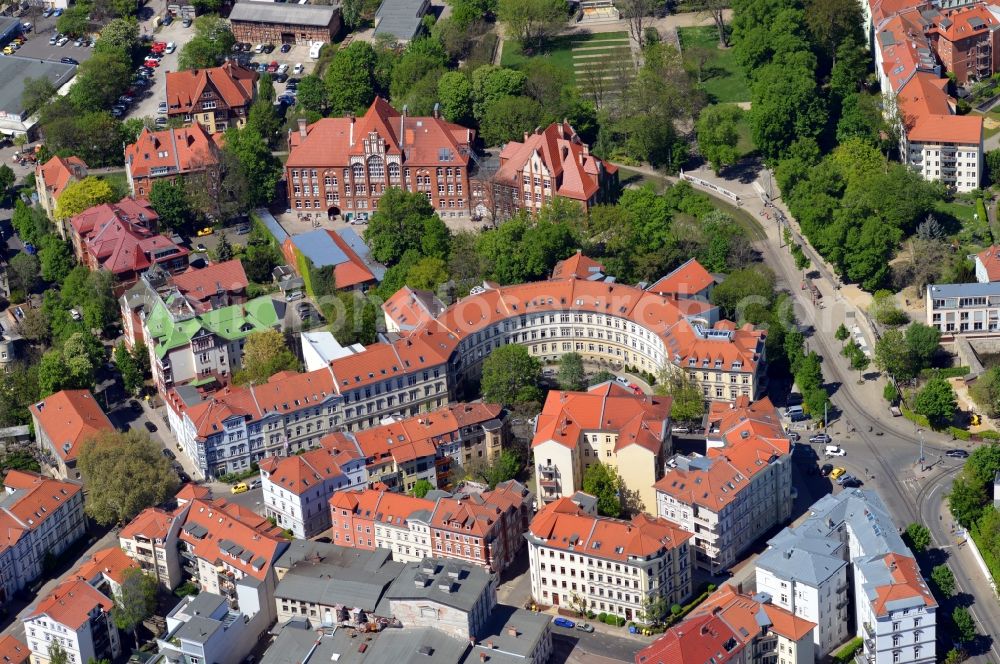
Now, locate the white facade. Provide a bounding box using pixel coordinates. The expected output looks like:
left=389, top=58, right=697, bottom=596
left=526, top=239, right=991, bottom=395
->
left=157, top=591, right=270, bottom=664
left=24, top=599, right=120, bottom=664
left=925, top=282, right=1000, bottom=335
left=904, top=140, right=982, bottom=193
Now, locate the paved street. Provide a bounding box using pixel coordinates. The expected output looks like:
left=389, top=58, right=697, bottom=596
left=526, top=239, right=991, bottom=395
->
left=666, top=162, right=1000, bottom=662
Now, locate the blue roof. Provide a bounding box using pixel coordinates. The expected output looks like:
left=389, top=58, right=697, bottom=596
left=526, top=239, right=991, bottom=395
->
left=928, top=282, right=1000, bottom=298
left=254, top=208, right=288, bottom=244
left=292, top=229, right=348, bottom=268
left=337, top=228, right=386, bottom=281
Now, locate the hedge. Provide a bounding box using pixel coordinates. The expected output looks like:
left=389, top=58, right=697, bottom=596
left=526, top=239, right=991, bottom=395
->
left=971, top=523, right=1000, bottom=586
left=981, top=430, right=1000, bottom=440
left=832, top=637, right=863, bottom=663
left=949, top=427, right=972, bottom=441
left=920, top=366, right=971, bottom=379
left=900, top=405, right=930, bottom=429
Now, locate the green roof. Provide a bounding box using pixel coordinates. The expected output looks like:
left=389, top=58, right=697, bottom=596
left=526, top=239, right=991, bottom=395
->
left=148, top=296, right=281, bottom=359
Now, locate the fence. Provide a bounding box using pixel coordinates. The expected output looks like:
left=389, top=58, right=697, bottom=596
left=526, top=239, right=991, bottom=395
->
left=679, top=170, right=741, bottom=204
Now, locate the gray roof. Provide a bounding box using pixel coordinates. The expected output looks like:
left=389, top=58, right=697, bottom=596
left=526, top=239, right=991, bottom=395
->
left=274, top=540, right=404, bottom=610
left=927, top=281, right=1000, bottom=298
left=756, top=545, right=846, bottom=587
left=338, top=227, right=386, bottom=281
left=379, top=559, right=490, bottom=614
left=373, top=0, right=429, bottom=40
left=229, top=1, right=340, bottom=27
left=0, top=57, right=77, bottom=119
left=262, top=623, right=467, bottom=664
left=464, top=605, right=550, bottom=664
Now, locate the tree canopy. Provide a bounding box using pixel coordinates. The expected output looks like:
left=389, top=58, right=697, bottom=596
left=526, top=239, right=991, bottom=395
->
left=54, top=177, right=116, bottom=221
left=480, top=345, right=542, bottom=406
left=557, top=352, right=586, bottom=392
left=233, top=330, right=299, bottom=385
left=582, top=462, right=622, bottom=517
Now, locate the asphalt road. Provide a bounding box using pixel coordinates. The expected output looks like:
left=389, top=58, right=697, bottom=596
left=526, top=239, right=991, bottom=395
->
left=679, top=165, right=1000, bottom=663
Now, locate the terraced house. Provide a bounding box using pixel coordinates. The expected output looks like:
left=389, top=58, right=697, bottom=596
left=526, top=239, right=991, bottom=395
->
left=165, top=262, right=764, bottom=479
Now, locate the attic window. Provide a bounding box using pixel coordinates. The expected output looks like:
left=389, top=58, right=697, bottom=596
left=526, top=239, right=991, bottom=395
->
left=614, top=546, right=624, bottom=554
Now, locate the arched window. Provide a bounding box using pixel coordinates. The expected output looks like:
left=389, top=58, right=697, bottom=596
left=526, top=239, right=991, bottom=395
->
left=388, top=162, right=400, bottom=181
left=368, top=156, right=385, bottom=179
left=352, top=163, right=364, bottom=181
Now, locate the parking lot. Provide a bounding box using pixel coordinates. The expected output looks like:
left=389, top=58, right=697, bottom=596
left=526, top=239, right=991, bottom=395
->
left=128, top=18, right=187, bottom=121
left=231, top=41, right=317, bottom=100
left=7, top=13, right=93, bottom=65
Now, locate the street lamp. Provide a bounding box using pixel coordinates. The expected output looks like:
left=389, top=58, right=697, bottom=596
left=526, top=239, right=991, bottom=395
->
left=917, top=428, right=925, bottom=471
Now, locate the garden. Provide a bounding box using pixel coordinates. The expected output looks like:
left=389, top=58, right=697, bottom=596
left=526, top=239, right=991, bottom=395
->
left=677, top=26, right=749, bottom=104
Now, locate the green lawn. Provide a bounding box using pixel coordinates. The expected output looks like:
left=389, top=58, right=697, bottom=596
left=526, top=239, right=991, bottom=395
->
left=678, top=26, right=750, bottom=104
left=501, top=31, right=630, bottom=84
left=971, top=110, right=1000, bottom=139
left=934, top=198, right=991, bottom=249
left=98, top=170, right=130, bottom=199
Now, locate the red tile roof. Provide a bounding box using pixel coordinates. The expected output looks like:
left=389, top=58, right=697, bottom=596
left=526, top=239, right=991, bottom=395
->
left=74, top=546, right=139, bottom=586
left=36, top=156, right=87, bottom=201
left=648, top=259, right=714, bottom=297
left=929, top=4, right=998, bottom=41
left=428, top=481, right=529, bottom=537
left=0, top=471, right=81, bottom=556
left=178, top=498, right=286, bottom=580
left=551, top=251, right=605, bottom=280
left=125, top=124, right=220, bottom=180
left=533, top=382, right=671, bottom=455
left=175, top=483, right=212, bottom=504
left=529, top=500, right=691, bottom=562
left=495, top=122, right=614, bottom=202
left=381, top=286, right=445, bottom=332
left=0, top=635, right=28, bottom=664
left=978, top=245, right=1000, bottom=281
left=27, top=577, right=112, bottom=629
left=870, top=553, right=937, bottom=616
left=170, top=259, right=249, bottom=309
left=29, top=390, right=114, bottom=462
left=286, top=97, right=474, bottom=169
left=898, top=72, right=982, bottom=144
left=165, top=62, right=257, bottom=121
left=329, top=488, right=434, bottom=526
left=120, top=506, right=176, bottom=542
left=259, top=448, right=348, bottom=494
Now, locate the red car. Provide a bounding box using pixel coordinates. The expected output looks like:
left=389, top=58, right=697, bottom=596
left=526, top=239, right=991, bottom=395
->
left=151, top=41, right=166, bottom=52
left=267, top=60, right=279, bottom=72
left=144, top=59, right=160, bottom=68
left=630, top=383, right=642, bottom=394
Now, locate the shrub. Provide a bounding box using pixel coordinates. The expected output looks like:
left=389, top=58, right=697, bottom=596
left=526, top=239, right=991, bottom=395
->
left=950, top=427, right=972, bottom=441
left=832, top=637, right=863, bottom=663
left=981, top=430, right=1000, bottom=440
left=598, top=612, right=607, bottom=623
left=616, top=616, right=626, bottom=627
left=603, top=614, right=619, bottom=626
left=670, top=604, right=682, bottom=615
left=921, top=366, right=971, bottom=379
left=884, top=383, right=900, bottom=403
left=706, top=584, right=716, bottom=592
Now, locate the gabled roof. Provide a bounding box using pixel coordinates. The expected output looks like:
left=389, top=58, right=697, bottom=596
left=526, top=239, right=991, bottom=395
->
left=165, top=62, right=257, bottom=118
left=977, top=245, right=1000, bottom=282
left=229, top=1, right=338, bottom=26
left=178, top=498, right=286, bottom=580
left=259, top=448, right=348, bottom=494
left=866, top=552, right=937, bottom=616
left=285, top=229, right=381, bottom=289
left=648, top=258, right=715, bottom=297
left=551, top=251, right=605, bottom=280
left=29, top=390, right=114, bottom=462
left=125, top=124, right=220, bottom=180
left=532, top=382, right=672, bottom=455
left=329, top=488, right=433, bottom=528
left=120, top=506, right=175, bottom=542
left=381, top=286, right=446, bottom=332
left=36, top=155, right=87, bottom=200
left=0, top=471, right=81, bottom=555
left=898, top=71, right=982, bottom=144
left=0, top=635, right=28, bottom=664
left=74, top=546, right=138, bottom=586
left=145, top=295, right=279, bottom=359
left=27, top=577, right=112, bottom=629
left=170, top=259, right=249, bottom=307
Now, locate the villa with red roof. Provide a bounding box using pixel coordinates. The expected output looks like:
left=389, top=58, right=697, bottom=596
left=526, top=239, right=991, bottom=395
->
left=285, top=98, right=475, bottom=219
left=525, top=497, right=693, bottom=622
left=68, top=196, right=188, bottom=292
left=29, top=389, right=115, bottom=479
left=647, top=258, right=716, bottom=300
left=474, top=121, right=617, bottom=221
left=0, top=471, right=84, bottom=605
left=551, top=250, right=606, bottom=281
left=124, top=124, right=221, bottom=199
left=635, top=584, right=816, bottom=664
left=34, top=155, right=87, bottom=229
left=654, top=396, right=793, bottom=573
left=165, top=62, right=258, bottom=134
left=532, top=382, right=673, bottom=513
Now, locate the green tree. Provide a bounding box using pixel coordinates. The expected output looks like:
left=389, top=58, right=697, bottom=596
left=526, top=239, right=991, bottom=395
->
left=39, top=235, right=76, bottom=283
left=913, top=377, right=956, bottom=429
left=0, top=164, right=14, bottom=194
left=497, top=0, right=565, bottom=50
left=479, top=95, right=545, bottom=146
left=405, top=256, right=449, bottom=290
left=78, top=430, right=179, bottom=525
left=952, top=606, right=976, bottom=644
left=949, top=476, right=988, bottom=529
left=874, top=329, right=914, bottom=380
left=480, top=344, right=542, bottom=405
left=57, top=5, right=90, bottom=35
left=905, top=323, right=941, bottom=373
left=325, top=42, right=378, bottom=116
left=557, top=352, right=586, bottom=391
left=835, top=323, right=849, bottom=341
left=223, top=125, right=281, bottom=208
left=54, top=177, right=116, bottom=221
left=115, top=341, right=143, bottom=395
left=390, top=37, right=448, bottom=102
left=178, top=15, right=235, bottom=70
left=582, top=462, right=622, bottom=517
left=21, top=76, right=57, bottom=116
left=326, top=291, right=379, bottom=346
left=803, top=0, right=863, bottom=60
left=295, top=75, right=329, bottom=115
left=696, top=105, right=743, bottom=173
left=748, top=61, right=826, bottom=160
left=94, top=17, right=140, bottom=57
left=12, top=200, right=53, bottom=247
left=437, top=71, right=473, bottom=124
left=655, top=369, right=704, bottom=423
left=710, top=265, right=776, bottom=321
left=411, top=478, right=434, bottom=498
left=474, top=212, right=577, bottom=284
left=364, top=187, right=442, bottom=265
left=931, top=564, right=956, bottom=597
left=468, top=449, right=521, bottom=489
left=112, top=567, right=158, bottom=644
left=49, top=643, right=69, bottom=664
left=904, top=522, right=931, bottom=553
left=471, top=65, right=527, bottom=120
left=589, top=370, right=616, bottom=386
left=945, top=648, right=968, bottom=664
left=987, top=149, right=1000, bottom=186
left=870, top=289, right=909, bottom=326
left=69, top=50, right=133, bottom=112
left=233, top=330, right=298, bottom=385
left=149, top=179, right=192, bottom=232
left=9, top=253, right=41, bottom=295
left=16, top=307, right=50, bottom=344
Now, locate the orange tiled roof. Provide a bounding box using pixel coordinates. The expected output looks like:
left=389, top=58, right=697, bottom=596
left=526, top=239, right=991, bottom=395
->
left=382, top=286, right=445, bottom=332
left=165, top=62, right=257, bottom=119
left=551, top=251, right=605, bottom=280
left=27, top=577, right=112, bottom=629
left=533, top=382, right=672, bottom=455
left=0, top=635, right=28, bottom=664
left=329, top=488, right=433, bottom=526
left=898, top=72, right=983, bottom=144
left=36, top=155, right=87, bottom=201
left=178, top=498, right=285, bottom=580
left=648, top=259, right=714, bottom=297
left=929, top=4, right=997, bottom=41
left=74, top=546, right=139, bottom=586
left=259, top=447, right=348, bottom=494
left=978, top=246, right=1000, bottom=281
left=170, top=259, right=249, bottom=308
left=428, top=480, right=529, bottom=536
left=529, top=500, right=691, bottom=562
left=29, top=390, right=114, bottom=462
left=0, top=471, right=81, bottom=556
left=287, top=97, right=474, bottom=169
left=125, top=124, right=220, bottom=180
left=175, top=483, right=212, bottom=504
left=120, top=506, right=175, bottom=541
left=870, top=553, right=937, bottom=616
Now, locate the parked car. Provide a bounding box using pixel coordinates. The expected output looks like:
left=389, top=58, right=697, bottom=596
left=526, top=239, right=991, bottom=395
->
left=196, top=226, right=214, bottom=236
left=293, top=62, right=304, bottom=74
left=274, top=72, right=288, bottom=83
left=256, top=62, right=268, bottom=73
left=249, top=479, right=261, bottom=489
left=195, top=243, right=207, bottom=253
left=21, top=22, right=32, bottom=32
left=840, top=477, right=863, bottom=488
left=809, top=433, right=832, bottom=444
left=946, top=449, right=970, bottom=458
left=154, top=116, right=168, bottom=125
left=56, top=36, right=68, bottom=46
left=263, top=43, right=275, bottom=53
left=280, top=43, right=291, bottom=53
left=161, top=448, right=176, bottom=460
left=177, top=470, right=191, bottom=483
left=42, top=8, right=53, bottom=17
left=829, top=467, right=847, bottom=480
left=836, top=473, right=858, bottom=486
left=144, top=421, right=158, bottom=433
left=2, top=46, right=16, bottom=55
left=162, top=13, right=173, bottom=24
left=182, top=16, right=192, bottom=26
left=49, top=34, right=58, bottom=45
left=166, top=41, right=176, bottom=53
left=52, top=7, right=63, bottom=15
left=231, top=482, right=248, bottom=494
left=129, top=399, right=143, bottom=413
left=151, top=41, right=166, bottom=52
left=235, top=223, right=251, bottom=234
left=157, top=101, right=168, bottom=114
left=553, top=618, right=575, bottom=629
left=74, top=37, right=83, bottom=46
left=576, top=623, right=595, bottom=633
left=60, top=56, right=78, bottom=64
left=787, top=431, right=800, bottom=442
left=820, top=463, right=834, bottom=477
left=824, top=444, right=846, bottom=457
left=254, top=43, right=265, bottom=53
left=277, top=63, right=289, bottom=74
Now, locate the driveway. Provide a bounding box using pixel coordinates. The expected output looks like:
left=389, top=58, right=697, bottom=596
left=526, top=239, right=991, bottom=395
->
left=128, top=20, right=188, bottom=122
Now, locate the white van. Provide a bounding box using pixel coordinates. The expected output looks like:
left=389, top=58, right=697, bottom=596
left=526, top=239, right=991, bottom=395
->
left=309, top=41, right=323, bottom=59
left=825, top=445, right=846, bottom=457
left=786, top=405, right=804, bottom=417
left=615, top=375, right=630, bottom=386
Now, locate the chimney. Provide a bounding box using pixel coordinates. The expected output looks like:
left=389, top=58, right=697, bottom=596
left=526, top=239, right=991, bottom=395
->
left=401, top=105, right=408, bottom=149
left=433, top=102, right=440, bottom=119
left=298, top=117, right=307, bottom=139
left=506, top=627, right=518, bottom=638
left=479, top=654, right=486, bottom=662
left=348, top=113, right=355, bottom=146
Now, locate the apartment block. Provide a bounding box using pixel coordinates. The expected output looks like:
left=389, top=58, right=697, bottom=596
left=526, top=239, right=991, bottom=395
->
left=755, top=490, right=936, bottom=661
left=0, top=636, right=29, bottom=664
left=118, top=507, right=184, bottom=589
left=635, top=584, right=816, bottom=664
left=29, top=390, right=115, bottom=480
left=526, top=497, right=693, bottom=623
left=34, top=155, right=86, bottom=230
left=654, top=396, right=793, bottom=573
left=124, top=125, right=220, bottom=198
left=156, top=592, right=269, bottom=664
left=532, top=382, right=672, bottom=512
left=0, top=472, right=85, bottom=605
left=926, top=281, right=1000, bottom=336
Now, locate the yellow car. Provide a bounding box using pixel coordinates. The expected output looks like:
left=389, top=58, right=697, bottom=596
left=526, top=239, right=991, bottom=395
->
left=231, top=482, right=249, bottom=494
left=2, top=47, right=14, bottom=55
left=196, top=227, right=214, bottom=237
left=829, top=467, right=847, bottom=480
